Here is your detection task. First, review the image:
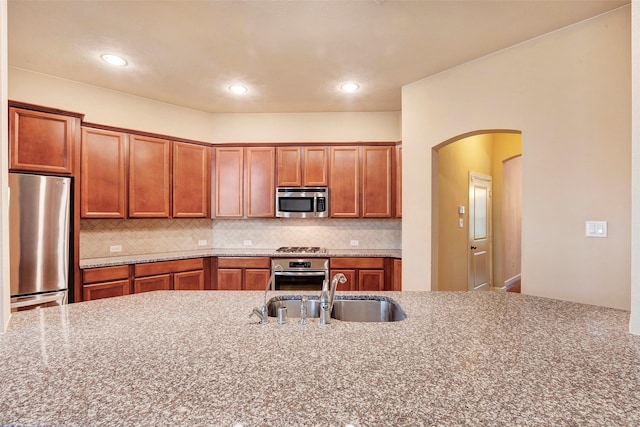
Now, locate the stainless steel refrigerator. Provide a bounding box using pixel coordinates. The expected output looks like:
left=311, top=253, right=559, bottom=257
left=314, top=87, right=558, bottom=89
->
left=9, top=173, right=71, bottom=310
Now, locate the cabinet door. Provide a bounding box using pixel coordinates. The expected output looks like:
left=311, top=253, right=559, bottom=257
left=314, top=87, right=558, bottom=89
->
left=330, top=269, right=357, bottom=291
left=395, top=145, right=402, bottom=218
left=358, top=270, right=385, bottom=292
left=129, top=135, right=171, bottom=218
left=9, top=107, right=77, bottom=174
left=215, top=147, right=244, bottom=217
left=329, top=146, right=360, bottom=218
left=244, top=269, right=270, bottom=291
left=217, top=269, right=243, bottom=290
left=276, top=147, right=302, bottom=187
left=303, top=146, right=328, bottom=186
left=81, top=128, right=127, bottom=218
left=174, top=270, right=205, bottom=290
left=393, top=259, right=402, bottom=291
left=134, top=274, right=172, bottom=293
left=173, top=142, right=210, bottom=218
left=362, top=146, right=393, bottom=218
left=83, top=279, right=131, bottom=301
left=246, top=147, right=275, bottom=217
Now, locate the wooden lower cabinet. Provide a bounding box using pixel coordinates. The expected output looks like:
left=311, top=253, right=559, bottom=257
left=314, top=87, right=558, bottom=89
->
left=328, top=269, right=357, bottom=291
left=82, top=265, right=131, bottom=301
left=393, top=259, right=402, bottom=291
left=215, top=257, right=270, bottom=290
left=245, top=269, right=271, bottom=291
left=359, top=269, right=385, bottom=292
left=134, top=274, right=172, bottom=293
left=134, top=258, right=206, bottom=292
left=174, top=270, right=205, bottom=290
left=330, top=257, right=389, bottom=291
left=82, top=258, right=208, bottom=301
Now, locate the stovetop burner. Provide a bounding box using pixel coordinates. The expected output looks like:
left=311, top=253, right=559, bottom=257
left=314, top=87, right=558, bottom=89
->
left=275, top=246, right=325, bottom=254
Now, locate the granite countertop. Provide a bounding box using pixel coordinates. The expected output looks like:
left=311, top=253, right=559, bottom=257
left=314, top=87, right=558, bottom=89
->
left=79, top=248, right=402, bottom=269
left=1, top=291, right=639, bottom=426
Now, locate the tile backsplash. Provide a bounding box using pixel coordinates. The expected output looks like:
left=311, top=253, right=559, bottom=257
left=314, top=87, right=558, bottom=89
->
left=80, top=218, right=401, bottom=259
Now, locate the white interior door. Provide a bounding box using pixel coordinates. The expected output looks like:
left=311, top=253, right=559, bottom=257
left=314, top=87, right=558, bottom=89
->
left=468, top=172, right=492, bottom=291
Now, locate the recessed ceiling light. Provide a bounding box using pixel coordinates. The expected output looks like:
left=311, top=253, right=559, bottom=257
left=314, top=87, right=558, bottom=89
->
left=340, top=82, right=360, bottom=93
left=101, top=54, right=127, bottom=66
left=229, top=85, right=248, bottom=94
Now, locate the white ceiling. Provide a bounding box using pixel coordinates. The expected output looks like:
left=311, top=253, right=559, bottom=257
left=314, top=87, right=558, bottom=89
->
left=8, top=0, right=628, bottom=114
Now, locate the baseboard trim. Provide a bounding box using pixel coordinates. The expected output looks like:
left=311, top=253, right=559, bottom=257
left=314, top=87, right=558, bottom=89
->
left=503, top=274, right=521, bottom=291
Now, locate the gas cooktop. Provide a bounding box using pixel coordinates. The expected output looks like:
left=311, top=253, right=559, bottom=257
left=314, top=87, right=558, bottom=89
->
left=275, top=246, right=326, bottom=254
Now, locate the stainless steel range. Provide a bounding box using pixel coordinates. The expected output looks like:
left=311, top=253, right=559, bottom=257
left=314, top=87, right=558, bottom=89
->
left=272, top=247, right=328, bottom=291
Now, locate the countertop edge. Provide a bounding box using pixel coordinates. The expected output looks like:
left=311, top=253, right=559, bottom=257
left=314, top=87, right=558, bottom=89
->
left=80, top=248, right=402, bottom=268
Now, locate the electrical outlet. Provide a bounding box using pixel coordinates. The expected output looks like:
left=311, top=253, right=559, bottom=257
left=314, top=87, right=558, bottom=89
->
left=110, top=245, right=122, bottom=253
left=243, top=240, right=252, bottom=246
left=198, top=240, right=208, bottom=246
left=350, top=240, right=359, bottom=246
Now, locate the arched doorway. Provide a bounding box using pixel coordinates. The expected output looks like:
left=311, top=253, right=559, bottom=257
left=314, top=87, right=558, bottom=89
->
left=431, top=130, right=522, bottom=292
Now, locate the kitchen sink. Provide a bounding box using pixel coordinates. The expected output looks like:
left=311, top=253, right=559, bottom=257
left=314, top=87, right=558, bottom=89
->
left=266, top=295, right=406, bottom=322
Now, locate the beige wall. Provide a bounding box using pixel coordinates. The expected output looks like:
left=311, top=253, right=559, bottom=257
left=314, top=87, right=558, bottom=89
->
left=8, top=67, right=401, bottom=144
left=631, top=1, right=640, bottom=334
left=492, top=134, right=523, bottom=287
left=403, top=7, right=631, bottom=311
left=500, top=154, right=522, bottom=287
left=1, top=1, right=9, bottom=331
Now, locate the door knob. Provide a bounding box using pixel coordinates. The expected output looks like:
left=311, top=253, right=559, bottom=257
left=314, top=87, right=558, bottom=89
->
left=470, top=246, right=477, bottom=250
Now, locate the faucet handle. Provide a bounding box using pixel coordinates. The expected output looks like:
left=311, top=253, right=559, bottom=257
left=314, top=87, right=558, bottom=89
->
left=249, top=306, right=268, bottom=324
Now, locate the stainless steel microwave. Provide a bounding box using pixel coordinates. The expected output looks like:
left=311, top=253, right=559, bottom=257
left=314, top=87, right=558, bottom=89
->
left=275, top=187, right=328, bottom=218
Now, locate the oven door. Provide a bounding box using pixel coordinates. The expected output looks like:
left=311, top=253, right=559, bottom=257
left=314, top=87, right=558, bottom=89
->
left=274, top=271, right=327, bottom=291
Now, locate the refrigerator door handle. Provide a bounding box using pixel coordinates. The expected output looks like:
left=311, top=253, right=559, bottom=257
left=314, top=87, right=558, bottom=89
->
left=10, top=291, right=68, bottom=309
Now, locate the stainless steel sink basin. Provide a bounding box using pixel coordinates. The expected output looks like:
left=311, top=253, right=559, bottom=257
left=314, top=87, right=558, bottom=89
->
left=267, top=295, right=406, bottom=322
left=267, top=296, right=321, bottom=318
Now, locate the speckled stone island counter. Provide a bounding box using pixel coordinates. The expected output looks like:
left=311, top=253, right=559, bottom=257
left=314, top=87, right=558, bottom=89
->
left=1, top=291, right=639, bottom=426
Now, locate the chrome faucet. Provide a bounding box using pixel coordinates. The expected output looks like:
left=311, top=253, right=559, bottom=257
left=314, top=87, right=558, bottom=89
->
left=249, top=264, right=283, bottom=324
left=319, top=273, right=347, bottom=325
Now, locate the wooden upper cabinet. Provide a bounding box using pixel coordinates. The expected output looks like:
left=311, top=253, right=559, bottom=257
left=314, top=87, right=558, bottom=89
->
left=276, top=147, right=302, bottom=187
left=329, top=146, right=360, bottom=218
left=396, top=144, right=402, bottom=218
left=303, top=146, right=328, bottom=186
left=81, top=127, right=127, bottom=218
left=173, top=142, right=211, bottom=218
left=277, top=146, right=328, bottom=187
left=362, top=146, right=393, bottom=218
left=215, top=147, right=244, bottom=217
left=246, top=147, right=275, bottom=217
left=129, top=135, right=171, bottom=218
left=9, top=107, right=79, bottom=174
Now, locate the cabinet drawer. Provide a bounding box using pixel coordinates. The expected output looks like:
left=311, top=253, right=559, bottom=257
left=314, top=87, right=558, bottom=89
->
left=83, top=279, right=130, bottom=301
left=330, top=257, right=384, bottom=269
left=83, top=265, right=130, bottom=284
left=217, top=257, right=270, bottom=269
left=135, top=258, right=204, bottom=277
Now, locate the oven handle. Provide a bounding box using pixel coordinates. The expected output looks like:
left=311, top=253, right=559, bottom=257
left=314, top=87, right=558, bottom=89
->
left=274, top=271, right=327, bottom=277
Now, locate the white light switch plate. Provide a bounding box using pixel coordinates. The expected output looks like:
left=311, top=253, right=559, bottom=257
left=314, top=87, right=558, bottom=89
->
left=585, top=221, right=607, bottom=238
